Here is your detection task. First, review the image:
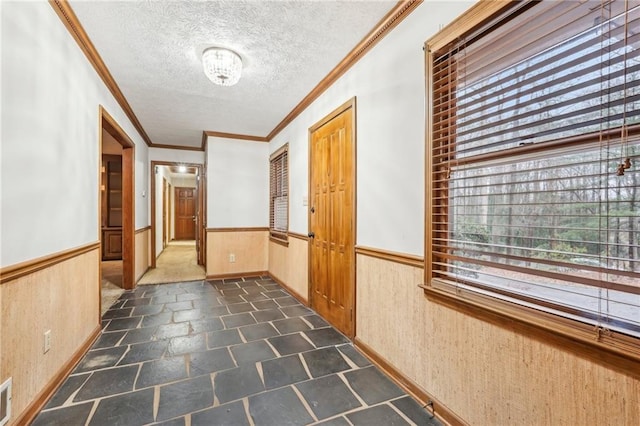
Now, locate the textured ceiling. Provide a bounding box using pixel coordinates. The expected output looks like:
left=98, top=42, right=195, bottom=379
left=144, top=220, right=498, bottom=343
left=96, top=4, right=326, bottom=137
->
left=70, top=0, right=397, bottom=148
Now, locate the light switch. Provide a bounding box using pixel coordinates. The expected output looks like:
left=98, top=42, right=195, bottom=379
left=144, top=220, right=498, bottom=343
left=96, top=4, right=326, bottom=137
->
left=303, top=196, right=308, bottom=206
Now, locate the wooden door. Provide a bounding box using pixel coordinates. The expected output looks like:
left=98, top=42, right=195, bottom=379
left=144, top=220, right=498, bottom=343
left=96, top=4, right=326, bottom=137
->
left=175, top=187, right=196, bottom=240
left=309, top=102, right=355, bottom=337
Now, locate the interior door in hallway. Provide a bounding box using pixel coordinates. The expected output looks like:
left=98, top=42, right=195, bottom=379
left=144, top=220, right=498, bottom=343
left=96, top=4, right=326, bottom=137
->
left=175, top=187, right=196, bottom=240
left=309, top=100, right=355, bottom=338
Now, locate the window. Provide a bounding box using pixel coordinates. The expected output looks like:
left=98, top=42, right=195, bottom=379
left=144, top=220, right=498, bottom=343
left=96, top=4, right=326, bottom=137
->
left=426, top=0, right=640, bottom=351
left=270, top=144, right=289, bottom=242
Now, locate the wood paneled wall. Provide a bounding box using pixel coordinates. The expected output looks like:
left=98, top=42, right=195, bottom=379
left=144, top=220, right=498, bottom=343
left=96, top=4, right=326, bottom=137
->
left=268, top=236, right=309, bottom=303
left=356, top=253, right=640, bottom=425
left=0, top=285, right=3, bottom=384
left=0, top=248, right=100, bottom=425
left=135, top=227, right=151, bottom=282
left=206, top=229, right=269, bottom=277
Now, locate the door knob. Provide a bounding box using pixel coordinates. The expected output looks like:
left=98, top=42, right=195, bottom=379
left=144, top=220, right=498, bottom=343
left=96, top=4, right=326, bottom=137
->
left=308, top=232, right=315, bottom=238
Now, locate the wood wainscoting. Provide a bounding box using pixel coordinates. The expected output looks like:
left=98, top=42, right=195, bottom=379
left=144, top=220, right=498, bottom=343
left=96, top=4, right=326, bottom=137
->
left=206, top=228, right=269, bottom=278
left=355, top=252, right=640, bottom=425
left=0, top=244, right=101, bottom=425
left=135, top=226, right=151, bottom=282
left=268, top=233, right=309, bottom=304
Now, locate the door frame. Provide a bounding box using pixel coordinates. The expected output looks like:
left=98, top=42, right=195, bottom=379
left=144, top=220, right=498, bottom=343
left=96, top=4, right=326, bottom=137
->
left=99, top=106, right=135, bottom=294
left=307, top=97, right=357, bottom=338
left=162, top=177, right=168, bottom=248
left=150, top=161, right=206, bottom=268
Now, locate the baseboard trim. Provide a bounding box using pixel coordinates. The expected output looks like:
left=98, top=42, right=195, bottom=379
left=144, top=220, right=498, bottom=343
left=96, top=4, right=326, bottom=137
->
left=206, top=271, right=268, bottom=280
left=269, top=272, right=308, bottom=305
left=354, top=337, right=467, bottom=426
left=14, top=324, right=102, bottom=425
left=0, top=242, right=100, bottom=284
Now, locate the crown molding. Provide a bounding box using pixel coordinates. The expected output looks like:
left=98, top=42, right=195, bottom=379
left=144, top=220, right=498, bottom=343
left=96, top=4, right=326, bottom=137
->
left=204, top=130, right=269, bottom=143
left=266, top=0, right=423, bottom=140
left=50, top=0, right=154, bottom=147
left=52, top=0, right=421, bottom=151
left=148, top=142, right=205, bottom=152
left=204, top=0, right=422, bottom=146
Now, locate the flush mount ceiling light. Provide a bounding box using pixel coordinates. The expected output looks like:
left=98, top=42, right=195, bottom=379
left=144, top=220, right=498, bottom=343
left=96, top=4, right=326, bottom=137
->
left=202, top=47, right=242, bottom=86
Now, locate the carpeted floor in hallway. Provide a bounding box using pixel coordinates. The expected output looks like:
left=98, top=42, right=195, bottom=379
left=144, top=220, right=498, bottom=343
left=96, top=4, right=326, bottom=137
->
left=138, top=241, right=205, bottom=285
left=102, top=260, right=124, bottom=316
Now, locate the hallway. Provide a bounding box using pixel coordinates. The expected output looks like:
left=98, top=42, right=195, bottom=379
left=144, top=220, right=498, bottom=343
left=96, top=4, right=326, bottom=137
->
left=101, top=260, right=125, bottom=316
left=138, top=241, right=205, bottom=285
left=32, top=277, right=437, bottom=425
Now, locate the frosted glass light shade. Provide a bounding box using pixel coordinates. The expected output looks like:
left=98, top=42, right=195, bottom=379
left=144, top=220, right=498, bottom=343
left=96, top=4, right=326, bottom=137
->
left=202, top=47, right=242, bottom=86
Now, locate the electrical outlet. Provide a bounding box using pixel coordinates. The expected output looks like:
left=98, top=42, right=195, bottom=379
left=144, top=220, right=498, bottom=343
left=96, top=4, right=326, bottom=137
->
left=43, top=330, right=51, bottom=353
left=229, top=253, right=236, bottom=263
left=0, top=378, right=11, bottom=426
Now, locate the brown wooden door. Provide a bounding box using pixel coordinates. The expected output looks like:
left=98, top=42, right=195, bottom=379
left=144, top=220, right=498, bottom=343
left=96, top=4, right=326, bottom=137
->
left=309, top=102, right=355, bottom=337
left=175, top=187, right=196, bottom=240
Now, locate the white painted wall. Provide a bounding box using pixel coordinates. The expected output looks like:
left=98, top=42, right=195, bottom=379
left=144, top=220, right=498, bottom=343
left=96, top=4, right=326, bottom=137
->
left=0, top=1, right=150, bottom=267
left=207, top=137, right=269, bottom=228
left=270, top=0, right=473, bottom=257
left=136, top=154, right=150, bottom=230
left=149, top=147, right=205, bottom=165
left=171, top=175, right=197, bottom=188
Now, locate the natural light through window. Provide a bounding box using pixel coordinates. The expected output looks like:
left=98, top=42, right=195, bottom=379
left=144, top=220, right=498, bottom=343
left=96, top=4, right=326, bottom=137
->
left=428, top=0, right=640, bottom=340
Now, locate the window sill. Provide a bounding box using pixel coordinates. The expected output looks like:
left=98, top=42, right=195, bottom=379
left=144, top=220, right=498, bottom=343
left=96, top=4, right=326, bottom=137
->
left=269, top=235, right=289, bottom=247
left=420, top=283, right=640, bottom=379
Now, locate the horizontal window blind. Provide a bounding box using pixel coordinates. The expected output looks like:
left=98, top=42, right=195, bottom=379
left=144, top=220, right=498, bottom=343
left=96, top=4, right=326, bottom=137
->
left=430, top=0, right=640, bottom=338
left=270, top=147, right=288, bottom=236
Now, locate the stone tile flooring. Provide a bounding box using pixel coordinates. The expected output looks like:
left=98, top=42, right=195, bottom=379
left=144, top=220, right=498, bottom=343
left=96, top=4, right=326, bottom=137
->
left=33, top=277, right=440, bottom=426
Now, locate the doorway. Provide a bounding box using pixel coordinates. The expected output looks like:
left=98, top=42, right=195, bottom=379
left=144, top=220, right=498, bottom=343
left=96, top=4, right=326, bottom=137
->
left=145, top=162, right=205, bottom=285
left=308, top=98, right=356, bottom=338
left=175, top=187, right=197, bottom=240
left=100, top=149, right=124, bottom=313
left=99, top=106, right=135, bottom=316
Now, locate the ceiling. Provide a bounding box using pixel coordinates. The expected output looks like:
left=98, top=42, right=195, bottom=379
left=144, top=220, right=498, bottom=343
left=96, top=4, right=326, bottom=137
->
left=69, top=0, right=399, bottom=150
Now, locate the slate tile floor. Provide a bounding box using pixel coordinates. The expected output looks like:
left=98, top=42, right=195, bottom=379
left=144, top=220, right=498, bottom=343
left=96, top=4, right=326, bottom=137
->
left=33, top=277, right=440, bottom=426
